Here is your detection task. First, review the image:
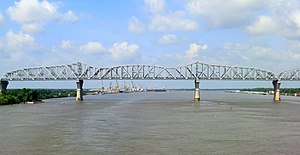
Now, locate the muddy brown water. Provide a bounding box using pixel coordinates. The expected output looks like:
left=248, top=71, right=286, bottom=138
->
left=0, top=91, right=300, bottom=155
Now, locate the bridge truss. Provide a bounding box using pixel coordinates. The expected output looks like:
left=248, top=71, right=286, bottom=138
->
left=1, top=62, right=276, bottom=81
left=278, top=69, right=300, bottom=81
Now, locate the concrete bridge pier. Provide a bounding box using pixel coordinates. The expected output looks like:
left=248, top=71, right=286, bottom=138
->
left=194, top=79, right=200, bottom=101
left=76, top=80, right=84, bottom=101
left=272, top=80, right=281, bottom=101
left=0, top=80, right=9, bottom=94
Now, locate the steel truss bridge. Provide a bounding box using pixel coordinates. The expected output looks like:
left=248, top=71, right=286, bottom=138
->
left=0, top=62, right=278, bottom=81
left=1, top=62, right=300, bottom=101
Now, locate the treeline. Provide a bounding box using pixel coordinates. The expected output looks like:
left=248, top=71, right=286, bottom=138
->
left=0, top=89, right=82, bottom=105
left=241, top=88, right=273, bottom=92
left=240, top=88, right=300, bottom=94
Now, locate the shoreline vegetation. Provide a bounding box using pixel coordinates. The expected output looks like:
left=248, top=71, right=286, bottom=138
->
left=240, top=88, right=300, bottom=95
left=0, top=89, right=86, bottom=105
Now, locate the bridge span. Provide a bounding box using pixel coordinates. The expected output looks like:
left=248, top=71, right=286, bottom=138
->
left=0, top=62, right=297, bottom=101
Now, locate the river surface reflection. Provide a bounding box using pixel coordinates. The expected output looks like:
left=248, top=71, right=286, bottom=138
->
left=1, top=91, right=300, bottom=154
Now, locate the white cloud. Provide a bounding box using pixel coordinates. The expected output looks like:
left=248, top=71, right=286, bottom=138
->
left=7, top=0, right=59, bottom=23
left=22, top=23, right=44, bottom=34
left=60, top=40, right=105, bottom=54
left=61, top=10, right=78, bottom=22
left=0, top=12, right=4, bottom=25
left=285, top=41, right=300, bottom=63
left=144, top=0, right=165, bottom=14
left=79, top=42, right=105, bottom=54
left=7, top=0, right=78, bottom=33
left=290, top=11, right=300, bottom=28
left=149, top=13, right=198, bottom=32
left=2, top=31, right=38, bottom=62
left=109, top=42, right=140, bottom=61
left=223, top=42, right=282, bottom=69
left=185, top=0, right=266, bottom=28
left=263, top=0, right=300, bottom=39
left=6, top=31, right=35, bottom=51
left=60, top=40, right=74, bottom=50
left=246, top=16, right=278, bottom=35
left=165, top=42, right=209, bottom=66
left=289, top=51, right=300, bottom=60
left=51, top=40, right=142, bottom=66
left=158, top=34, right=178, bottom=45
left=127, top=0, right=198, bottom=33
left=128, top=16, right=144, bottom=33
left=185, top=43, right=208, bottom=60
left=184, top=43, right=208, bottom=62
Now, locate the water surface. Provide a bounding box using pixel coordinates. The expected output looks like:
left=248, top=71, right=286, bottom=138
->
left=0, top=91, right=300, bottom=154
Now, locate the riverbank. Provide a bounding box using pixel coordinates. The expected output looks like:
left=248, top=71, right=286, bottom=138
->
left=0, top=89, right=86, bottom=105
left=240, top=88, right=300, bottom=97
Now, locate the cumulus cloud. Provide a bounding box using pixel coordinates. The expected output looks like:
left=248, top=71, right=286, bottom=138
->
left=288, top=10, right=300, bottom=31
left=149, top=13, right=198, bottom=32
left=7, top=0, right=79, bottom=33
left=127, top=0, right=198, bottom=33
left=21, top=23, right=44, bottom=34
left=1, top=31, right=38, bottom=62
left=109, top=42, right=140, bottom=61
left=158, top=34, right=178, bottom=45
left=184, top=43, right=208, bottom=62
left=257, top=0, right=300, bottom=39
left=128, top=16, right=144, bottom=33
left=144, top=0, right=165, bottom=14
left=0, top=12, right=4, bottom=25
left=6, top=31, right=36, bottom=51
left=289, top=51, right=300, bottom=61
left=7, top=0, right=58, bottom=23
left=79, top=42, right=105, bottom=54
left=60, top=40, right=105, bottom=54
left=185, top=43, right=208, bottom=60
left=185, top=0, right=266, bottom=28
left=223, top=42, right=281, bottom=69
left=285, top=40, right=300, bottom=62
left=55, top=40, right=104, bottom=64
left=58, top=40, right=140, bottom=63
left=246, top=16, right=279, bottom=35
left=183, top=0, right=300, bottom=40
left=60, top=40, right=74, bottom=50
left=61, top=10, right=78, bottom=22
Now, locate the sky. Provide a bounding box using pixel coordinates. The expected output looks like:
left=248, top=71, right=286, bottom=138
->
left=1, top=0, right=300, bottom=89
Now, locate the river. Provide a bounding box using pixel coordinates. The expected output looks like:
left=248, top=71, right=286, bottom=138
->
left=0, top=91, right=300, bottom=155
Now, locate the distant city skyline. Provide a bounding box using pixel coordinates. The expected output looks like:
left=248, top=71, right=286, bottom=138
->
left=1, top=0, right=300, bottom=89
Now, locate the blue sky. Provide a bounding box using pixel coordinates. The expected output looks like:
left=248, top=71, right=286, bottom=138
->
left=1, top=0, right=300, bottom=89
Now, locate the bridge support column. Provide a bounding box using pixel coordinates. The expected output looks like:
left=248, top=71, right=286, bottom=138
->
left=272, top=80, right=281, bottom=101
left=0, top=80, right=9, bottom=94
left=194, top=79, right=200, bottom=101
left=76, top=80, right=84, bottom=101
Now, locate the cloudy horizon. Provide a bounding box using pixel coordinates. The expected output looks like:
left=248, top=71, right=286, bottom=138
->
left=1, top=0, right=300, bottom=88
